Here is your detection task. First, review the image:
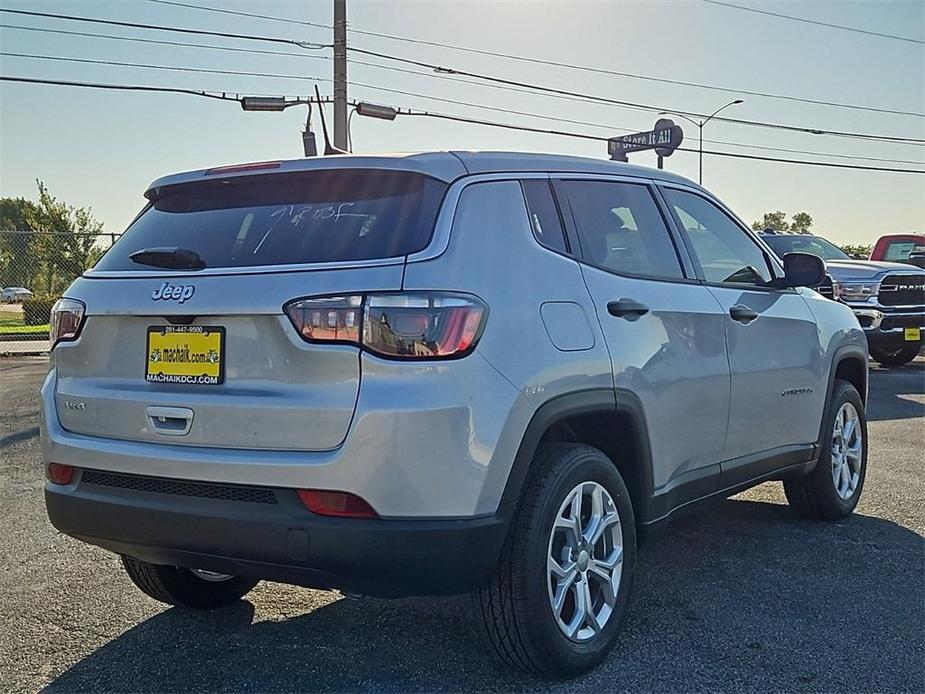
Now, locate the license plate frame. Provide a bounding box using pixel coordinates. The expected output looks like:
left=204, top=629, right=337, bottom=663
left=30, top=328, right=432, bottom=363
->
left=145, top=325, right=225, bottom=385
left=904, top=327, right=921, bottom=342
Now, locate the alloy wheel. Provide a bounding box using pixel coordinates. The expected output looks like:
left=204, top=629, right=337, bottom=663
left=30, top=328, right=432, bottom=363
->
left=831, top=402, right=863, bottom=500
left=546, top=481, right=623, bottom=642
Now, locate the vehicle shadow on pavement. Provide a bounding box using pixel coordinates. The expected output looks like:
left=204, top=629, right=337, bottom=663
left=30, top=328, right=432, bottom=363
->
left=867, top=361, right=925, bottom=422
left=45, top=498, right=924, bottom=693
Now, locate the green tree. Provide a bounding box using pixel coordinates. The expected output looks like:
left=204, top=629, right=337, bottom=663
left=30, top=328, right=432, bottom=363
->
left=751, top=210, right=814, bottom=234
left=751, top=211, right=789, bottom=232
left=0, top=197, right=40, bottom=288
left=790, top=212, right=814, bottom=234
left=838, top=243, right=873, bottom=259
left=23, top=181, right=105, bottom=295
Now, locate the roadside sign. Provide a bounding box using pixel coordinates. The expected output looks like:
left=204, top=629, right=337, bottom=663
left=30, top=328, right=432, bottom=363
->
left=609, top=119, right=684, bottom=162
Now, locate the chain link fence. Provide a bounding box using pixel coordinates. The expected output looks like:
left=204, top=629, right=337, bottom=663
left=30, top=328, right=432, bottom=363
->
left=0, top=230, right=119, bottom=344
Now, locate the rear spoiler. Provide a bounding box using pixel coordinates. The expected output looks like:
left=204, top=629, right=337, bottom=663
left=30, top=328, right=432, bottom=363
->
left=144, top=154, right=467, bottom=201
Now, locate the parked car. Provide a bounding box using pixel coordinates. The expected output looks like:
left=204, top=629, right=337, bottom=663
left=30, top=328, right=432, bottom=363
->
left=759, top=231, right=924, bottom=367
left=1, top=286, right=33, bottom=303
left=42, top=153, right=869, bottom=678
left=870, top=233, right=925, bottom=269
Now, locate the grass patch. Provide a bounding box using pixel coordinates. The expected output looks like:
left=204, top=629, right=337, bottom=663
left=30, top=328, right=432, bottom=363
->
left=0, top=315, right=49, bottom=336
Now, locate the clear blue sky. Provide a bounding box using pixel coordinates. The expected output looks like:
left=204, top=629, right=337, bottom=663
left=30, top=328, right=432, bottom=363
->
left=1, top=0, right=923, bottom=244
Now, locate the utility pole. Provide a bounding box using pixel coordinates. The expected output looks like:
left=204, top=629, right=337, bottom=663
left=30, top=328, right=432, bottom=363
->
left=333, top=0, right=348, bottom=151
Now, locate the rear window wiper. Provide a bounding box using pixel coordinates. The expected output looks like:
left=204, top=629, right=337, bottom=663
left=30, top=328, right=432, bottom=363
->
left=129, top=247, right=206, bottom=270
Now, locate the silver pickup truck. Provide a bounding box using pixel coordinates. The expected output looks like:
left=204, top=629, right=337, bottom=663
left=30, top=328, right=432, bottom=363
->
left=760, top=231, right=925, bottom=366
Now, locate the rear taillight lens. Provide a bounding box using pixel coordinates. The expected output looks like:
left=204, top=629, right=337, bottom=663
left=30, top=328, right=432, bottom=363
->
left=364, top=294, right=486, bottom=358
left=284, top=295, right=363, bottom=344
left=50, top=298, right=86, bottom=348
left=284, top=292, right=487, bottom=360
left=297, top=489, right=378, bottom=518
left=46, top=463, right=74, bottom=485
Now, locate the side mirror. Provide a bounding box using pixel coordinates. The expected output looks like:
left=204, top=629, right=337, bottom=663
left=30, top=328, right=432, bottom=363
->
left=779, top=252, right=827, bottom=288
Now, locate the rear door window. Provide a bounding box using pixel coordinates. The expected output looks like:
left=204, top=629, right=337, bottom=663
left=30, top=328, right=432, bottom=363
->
left=521, top=179, right=568, bottom=254
left=559, top=180, right=684, bottom=279
left=96, top=170, right=447, bottom=271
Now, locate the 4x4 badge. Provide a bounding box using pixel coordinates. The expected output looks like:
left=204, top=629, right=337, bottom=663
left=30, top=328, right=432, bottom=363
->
left=151, top=282, right=195, bottom=303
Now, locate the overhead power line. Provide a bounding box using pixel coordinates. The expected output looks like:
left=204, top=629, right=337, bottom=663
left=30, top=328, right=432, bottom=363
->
left=0, top=51, right=327, bottom=84
left=3, top=73, right=923, bottom=175
left=145, top=0, right=331, bottom=31
left=4, top=49, right=923, bottom=167
left=139, top=0, right=923, bottom=118
left=349, top=47, right=925, bottom=145
left=0, top=23, right=333, bottom=61
left=3, top=5, right=922, bottom=143
left=399, top=111, right=925, bottom=174
left=0, top=7, right=330, bottom=49
left=0, top=74, right=239, bottom=101
left=2, top=50, right=637, bottom=132
left=699, top=0, right=925, bottom=45
left=0, top=51, right=616, bottom=127
left=0, top=74, right=333, bottom=103
left=4, top=24, right=923, bottom=164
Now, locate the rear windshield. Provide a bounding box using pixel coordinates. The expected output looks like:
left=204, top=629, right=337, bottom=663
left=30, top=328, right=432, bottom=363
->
left=95, top=170, right=447, bottom=271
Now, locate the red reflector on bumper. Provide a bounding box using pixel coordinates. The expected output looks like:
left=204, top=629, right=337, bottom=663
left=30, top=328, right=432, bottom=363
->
left=297, top=489, right=378, bottom=518
left=46, top=463, right=74, bottom=485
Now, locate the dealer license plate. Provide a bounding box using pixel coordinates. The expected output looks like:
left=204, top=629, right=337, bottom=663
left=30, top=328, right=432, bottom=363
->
left=146, top=325, right=224, bottom=385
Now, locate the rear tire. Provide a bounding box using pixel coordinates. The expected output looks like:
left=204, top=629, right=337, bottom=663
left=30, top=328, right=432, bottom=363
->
left=869, top=341, right=920, bottom=367
left=121, top=555, right=258, bottom=609
left=784, top=380, right=867, bottom=520
left=475, top=443, right=636, bottom=679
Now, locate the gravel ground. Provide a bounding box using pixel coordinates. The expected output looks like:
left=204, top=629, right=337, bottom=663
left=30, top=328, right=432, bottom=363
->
left=1, top=356, right=922, bottom=693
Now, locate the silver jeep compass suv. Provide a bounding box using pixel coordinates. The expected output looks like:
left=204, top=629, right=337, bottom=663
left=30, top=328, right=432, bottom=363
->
left=41, top=152, right=868, bottom=678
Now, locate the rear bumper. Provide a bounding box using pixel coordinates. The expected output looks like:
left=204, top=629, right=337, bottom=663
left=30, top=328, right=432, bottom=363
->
left=41, top=350, right=531, bottom=519
left=45, top=469, right=511, bottom=598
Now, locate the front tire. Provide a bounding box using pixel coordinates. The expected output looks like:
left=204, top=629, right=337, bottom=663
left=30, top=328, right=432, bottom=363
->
left=476, top=443, right=636, bottom=678
left=784, top=380, right=867, bottom=520
left=121, top=555, right=258, bottom=609
left=870, top=341, right=921, bottom=367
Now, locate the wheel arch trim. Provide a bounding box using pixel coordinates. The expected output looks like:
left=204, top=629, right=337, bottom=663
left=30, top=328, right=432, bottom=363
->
left=498, top=388, right=657, bottom=524
left=818, top=344, right=869, bottom=447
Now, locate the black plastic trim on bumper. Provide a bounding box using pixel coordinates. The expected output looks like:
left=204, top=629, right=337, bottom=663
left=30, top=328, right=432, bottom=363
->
left=45, top=472, right=512, bottom=598
left=863, top=328, right=923, bottom=348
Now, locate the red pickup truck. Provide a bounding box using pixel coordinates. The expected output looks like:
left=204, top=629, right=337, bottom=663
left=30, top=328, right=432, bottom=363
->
left=870, top=234, right=925, bottom=268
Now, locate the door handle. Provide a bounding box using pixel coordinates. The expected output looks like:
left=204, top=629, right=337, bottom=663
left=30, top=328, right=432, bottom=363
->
left=607, top=299, right=650, bottom=320
left=729, top=305, right=760, bottom=324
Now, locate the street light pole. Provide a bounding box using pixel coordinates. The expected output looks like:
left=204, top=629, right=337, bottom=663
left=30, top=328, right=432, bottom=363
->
left=659, top=99, right=743, bottom=184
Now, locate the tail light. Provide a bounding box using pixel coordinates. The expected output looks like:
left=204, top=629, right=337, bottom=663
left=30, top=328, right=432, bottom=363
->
left=284, top=294, right=363, bottom=345
left=284, top=292, right=487, bottom=359
left=297, top=489, right=378, bottom=518
left=50, top=298, right=86, bottom=348
left=46, top=463, right=74, bottom=485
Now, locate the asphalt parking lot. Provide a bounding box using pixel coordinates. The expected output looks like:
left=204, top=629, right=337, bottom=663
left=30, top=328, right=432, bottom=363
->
left=1, top=356, right=922, bottom=693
